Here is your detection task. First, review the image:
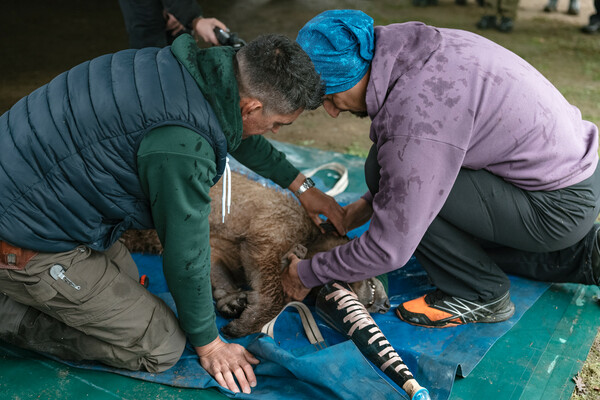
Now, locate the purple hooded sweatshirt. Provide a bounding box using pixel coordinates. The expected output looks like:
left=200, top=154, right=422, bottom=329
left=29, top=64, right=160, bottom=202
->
left=298, top=22, right=599, bottom=288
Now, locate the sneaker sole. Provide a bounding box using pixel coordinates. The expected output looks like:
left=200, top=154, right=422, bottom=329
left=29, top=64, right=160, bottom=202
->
left=395, top=307, right=462, bottom=328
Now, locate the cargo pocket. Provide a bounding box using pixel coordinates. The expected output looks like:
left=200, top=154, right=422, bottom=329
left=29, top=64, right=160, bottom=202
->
left=74, top=295, right=153, bottom=347
left=32, top=246, right=123, bottom=327
left=22, top=279, right=58, bottom=311
left=48, top=246, right=120, bottom=306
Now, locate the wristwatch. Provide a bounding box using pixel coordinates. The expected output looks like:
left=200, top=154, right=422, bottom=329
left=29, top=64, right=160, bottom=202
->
left=295, top=177, right=315, bottom=197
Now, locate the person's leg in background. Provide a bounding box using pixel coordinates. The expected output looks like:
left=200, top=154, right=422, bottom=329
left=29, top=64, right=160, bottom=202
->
left=476, top=0, right=518, bottom=33
left=476, top=0, right=500, bottom=30
left=496, top=0, right=519, bottom=32
left=582, top=0, right=600, bottom=33
left=118, top=0, right=168, bottom=48
left=0, top=240, right=186, bottom=373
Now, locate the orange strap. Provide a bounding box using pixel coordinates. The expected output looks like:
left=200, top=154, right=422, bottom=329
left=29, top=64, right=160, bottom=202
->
left=0, top=241, right=38, bottom=270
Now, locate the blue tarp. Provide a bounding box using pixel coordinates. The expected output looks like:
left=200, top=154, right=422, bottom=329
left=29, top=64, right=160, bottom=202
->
left=50, top=142, right=550, bottom=400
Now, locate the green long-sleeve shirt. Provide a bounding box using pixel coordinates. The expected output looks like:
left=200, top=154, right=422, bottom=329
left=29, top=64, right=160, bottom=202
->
left=137, top=126, right=298, bottom=346
left=136, top=34, right=300, bottom=346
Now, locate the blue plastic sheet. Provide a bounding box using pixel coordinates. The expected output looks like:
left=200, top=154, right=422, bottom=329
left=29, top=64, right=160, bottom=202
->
left=56, top=253, right=548, bottom=400
left=56, top=254, right=403, bottom=399
left=51, top=142, right=550, bottom=400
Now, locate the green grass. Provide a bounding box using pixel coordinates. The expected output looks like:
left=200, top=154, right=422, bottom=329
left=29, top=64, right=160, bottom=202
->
left=345, top=142, right=370, bottom=158
left=572, top=334, right=600, bottom=399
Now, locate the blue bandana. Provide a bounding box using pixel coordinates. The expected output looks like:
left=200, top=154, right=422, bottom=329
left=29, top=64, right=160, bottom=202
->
left=297, top=10, right=374, bottom=95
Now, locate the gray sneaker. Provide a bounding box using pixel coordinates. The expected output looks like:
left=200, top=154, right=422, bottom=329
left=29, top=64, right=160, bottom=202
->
left=396, top=290, right=515, bottom=327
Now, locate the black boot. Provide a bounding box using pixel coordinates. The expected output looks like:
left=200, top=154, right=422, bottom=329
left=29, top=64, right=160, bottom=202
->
left=497, top=17, right=514, bottom=32
left=582, top=20, right=600, bottom=34
left=476, top=15, right=497, bottom=29
left=316, top=282, right=430, bottom=399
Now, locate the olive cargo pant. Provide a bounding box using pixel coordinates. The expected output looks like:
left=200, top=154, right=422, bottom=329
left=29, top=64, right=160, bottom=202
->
left=0, top=240, right=186, bottom=373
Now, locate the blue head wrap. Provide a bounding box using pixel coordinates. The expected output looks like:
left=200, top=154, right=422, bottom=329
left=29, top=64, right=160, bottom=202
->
left=297, top=10, right=374, bottom=95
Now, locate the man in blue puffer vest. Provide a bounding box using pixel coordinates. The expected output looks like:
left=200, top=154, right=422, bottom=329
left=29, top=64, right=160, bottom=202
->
left=0, top=33, right=345, bottom=394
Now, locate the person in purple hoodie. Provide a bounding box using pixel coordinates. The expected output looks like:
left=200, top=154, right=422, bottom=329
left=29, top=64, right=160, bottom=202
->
left=282, top=9, right=600, bottom=328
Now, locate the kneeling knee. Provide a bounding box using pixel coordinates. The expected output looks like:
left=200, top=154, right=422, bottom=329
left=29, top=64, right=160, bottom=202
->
left=142, top=325, right=187, bottom=373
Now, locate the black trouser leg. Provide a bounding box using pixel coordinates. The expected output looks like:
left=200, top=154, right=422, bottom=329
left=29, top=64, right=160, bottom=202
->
left=591, top=0, right=600, bottom=24
left=485, top=225, right=598, bottom=285
left=118, top=0, right=168, bottom=48
left=415, top=167, right=600, bottom=301
left=416, top=216, right=510, bottom=301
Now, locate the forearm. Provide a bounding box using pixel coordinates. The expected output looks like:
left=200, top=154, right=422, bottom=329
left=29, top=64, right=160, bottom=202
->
left=150, top=170, right=217, bottom=346
left=297, top=137, right=465, bottom=287
left=161, top=219, right=217, bottom=346
left=138, top=127, right=259, bottom=394
left=287, top=172, right=306, bottom=193
left=138, top=126, right=219, bottom=346
left=146, top=170, right=218, bottom=346
left=344, top=198, right=373, bottom=231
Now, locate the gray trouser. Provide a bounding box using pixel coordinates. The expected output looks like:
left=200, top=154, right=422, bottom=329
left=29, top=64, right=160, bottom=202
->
left=592, top=0, right=600, bottom=23
left=0, top=240, right=186, bottom=373
left=415, top=166, right=600, bottom=302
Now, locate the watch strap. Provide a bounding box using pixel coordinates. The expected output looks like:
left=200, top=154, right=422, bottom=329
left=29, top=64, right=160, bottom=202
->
left=295, top=177, right=315, bottom=197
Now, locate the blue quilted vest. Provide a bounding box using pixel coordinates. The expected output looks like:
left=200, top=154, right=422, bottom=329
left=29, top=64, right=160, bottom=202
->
left=0, top=46, right=229, bottom=252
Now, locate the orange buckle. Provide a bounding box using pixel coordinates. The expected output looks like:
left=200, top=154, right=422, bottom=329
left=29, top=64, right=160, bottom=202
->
left=0, top=241, right=38, bottom=270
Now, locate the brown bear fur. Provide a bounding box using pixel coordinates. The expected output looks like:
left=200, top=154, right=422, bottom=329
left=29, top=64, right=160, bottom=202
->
left=121, top=171, right=389, bottom=337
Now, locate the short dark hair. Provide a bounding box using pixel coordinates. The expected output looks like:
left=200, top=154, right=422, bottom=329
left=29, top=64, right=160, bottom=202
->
left=235, top=34, right=325, bottom=115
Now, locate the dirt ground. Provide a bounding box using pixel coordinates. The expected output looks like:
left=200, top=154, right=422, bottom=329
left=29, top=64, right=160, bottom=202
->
left=1, top=0, right=599, bottom=398
left=1, top=0, right=597, bottom=152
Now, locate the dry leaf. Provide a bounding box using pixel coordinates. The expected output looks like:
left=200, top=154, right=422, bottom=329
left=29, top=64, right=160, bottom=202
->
left=573, top=374, right=587, bottom=394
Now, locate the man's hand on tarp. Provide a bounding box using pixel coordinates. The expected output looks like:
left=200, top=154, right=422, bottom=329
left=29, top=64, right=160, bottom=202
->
left=196, top=336, right=259, bottom=394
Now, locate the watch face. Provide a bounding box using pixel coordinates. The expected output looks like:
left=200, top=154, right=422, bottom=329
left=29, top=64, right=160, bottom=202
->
left=305, top=177, right=315, bottom=187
